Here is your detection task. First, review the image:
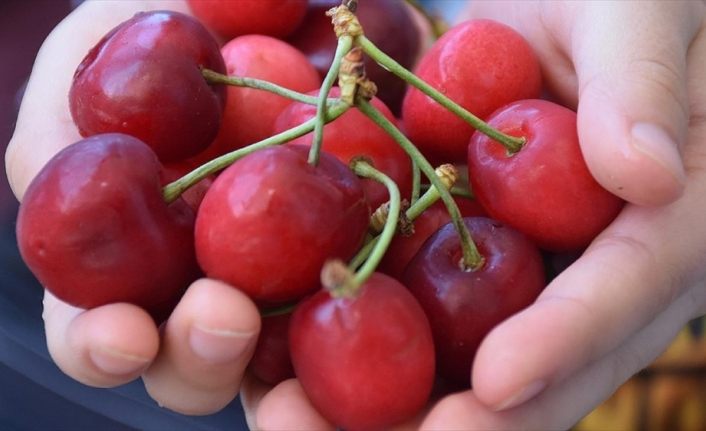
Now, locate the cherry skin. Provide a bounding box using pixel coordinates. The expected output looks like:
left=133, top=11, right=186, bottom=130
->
left=249, top=312, right=295, bottom=386
left=191, top=35, right=320, bottom=165
left=69, top=11, right=226, bottom=162
left=288, top=0, right=421, bottom=114
left=187, top=0, right=307, bottom=40
left=289, top=272, right=435, bottom=431
left=274, top=88, right=412, bottom=210
left=402, top=19, right=542, bottom=164
left=467, top=99, right=624, bottom=252
left=379, top=196, right=486, bottom=280
left=404, top=217, right=546, bottom=386
left=16, top=133, right=199, bottom=318
left=195, top=145, right=369, bottom=305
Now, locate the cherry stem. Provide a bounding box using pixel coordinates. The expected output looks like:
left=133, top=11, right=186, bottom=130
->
left=162, top=101, right=350, bottom=203
left=356, top=99, right=484, bottom=270
left=309, top=35, right=354, bottom=166
left=421, top=183, right=474, bottom=199
left=344, top=159, right=401, bottom=294
left=349, top=164, right=457, bottom=270
left=356, top=36, right=525, bottom=154
left=201, top=68, right=336, bottom=106
left=411, top=161, right=421, bottom=205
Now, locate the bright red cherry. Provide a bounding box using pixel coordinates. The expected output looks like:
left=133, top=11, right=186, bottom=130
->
left=290, top=272, right=435, bottom=430
left=274, top=88, right=412, bottom=210
left=195, top=145, right=369, bottom=305
left=404, top=217, right=545, bottom=386
left=187, top=0, right=307, bottom=40
left=467, top=99, right=624, bottom=252
left=16, top=134, right=199, bottom=317
left=69, top=11, right=226, bottom=162
left=402, top=19, right=542, bottom=164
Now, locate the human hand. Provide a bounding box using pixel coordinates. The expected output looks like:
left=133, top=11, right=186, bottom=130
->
left=5, top=0, right=261, bottom=416
left=240, top=1, right=706, bottom=429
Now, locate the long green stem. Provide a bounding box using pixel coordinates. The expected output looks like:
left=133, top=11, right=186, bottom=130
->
left=356, top=99, right=483, bottom=270
left=349, top=160, right=401, bottom=289
left=202, top=68, right=335, bottom=106
left=411, top=160, right=421, bottom=205
left=310, top=35, right=354, bottom=165
left=357, top=36, right=525, bottom=154
left=163, top=102, right=350, bottom=203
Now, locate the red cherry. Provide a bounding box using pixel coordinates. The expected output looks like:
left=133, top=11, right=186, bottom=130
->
left=379, top=197, right=486, bottom=280
left=404, top=217, right=545, bottom=386
left=288, top=0, right=421, bottom=114
left=402, top=19, right=542, bottom=164
left=187, top=0, right=307, bottom=40
left=467, top=99, right=624, bottom=252
left=249, top=313, right=295, bottom=386
left=69, top=11, right=226, bottom=162
left=195, top=145, right=369, bottom=305
left=191, top=34, right=320, bottom=165
left=274, top=88, right=412, bottom=209
left=16, top=134, right=199, bottom=317
left=290, top=272, right=435, bottom=430
left=161, top=160, right=214, bottom=212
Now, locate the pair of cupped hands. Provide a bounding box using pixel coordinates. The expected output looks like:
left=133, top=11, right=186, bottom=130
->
left=5, top=1, right=706, bottom=429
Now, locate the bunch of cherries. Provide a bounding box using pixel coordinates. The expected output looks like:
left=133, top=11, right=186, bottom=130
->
left=15, top=1, right=623, bottom=429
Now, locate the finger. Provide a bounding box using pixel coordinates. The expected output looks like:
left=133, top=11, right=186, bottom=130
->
left=423, top=283, right=703, bottom=430
left=255, top=379, right=335, bottom=431
left=142, top=279, right=260, bottom=415
left=4, top=0, right=189, bottom=201
left=43, top=291, right=159, bottom=387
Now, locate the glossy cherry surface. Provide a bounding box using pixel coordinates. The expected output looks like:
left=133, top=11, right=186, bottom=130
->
left=467, top=99, right=624, bottom=252
left=69, top=11, right=226, bottom=162
left=402, top=19, right=542, bottom=164
left=288, top=0, right=421, bottom=114
left=17, top=134, right=199, bottom=316
left=274, top=88, right=412, bottom=209
left=195, top=145, right=369, bottom=305
left=404, top=217, right=545, bottom=386
left=290, top=272, right=435, bottom=430
left=187, top=0, right=307, bottom=39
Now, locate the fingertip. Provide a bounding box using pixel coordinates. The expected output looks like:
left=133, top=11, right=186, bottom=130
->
left=256, top=379, right=334, bottom=431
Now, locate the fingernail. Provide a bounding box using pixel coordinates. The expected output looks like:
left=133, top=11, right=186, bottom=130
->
left=189, top=324, right=254, bottom=363
left=630, top=122, right=686, bottom=186
left=493, top=380, right=546, bottom=411
left=89, top=347, right=151, bottom=375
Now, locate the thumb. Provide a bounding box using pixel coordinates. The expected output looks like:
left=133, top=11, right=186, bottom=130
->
left=571, top=3, right=700, bottom=206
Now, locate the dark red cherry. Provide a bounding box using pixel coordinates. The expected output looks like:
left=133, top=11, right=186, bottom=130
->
left=16, top=133, right=199, bottom=317
left=69, top=11, right=226, bottom=162
left=249, top=313, right=295, bottom=386
left=195, top=145, right=369, bottom=305
left=467, top=99, right=624, bottom=252
left=404, top=217, right=545, bottom=386
left=290, top=272, right=435, bottom=430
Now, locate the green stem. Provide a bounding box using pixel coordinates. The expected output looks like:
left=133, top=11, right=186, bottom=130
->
left=357, top=36, right=525, bottom=154
left=421, top=183, right=475, bottom=199
left=309, top=35, right=354, bottom=165
left=348, top=160, right=401, bottom=289
left=162, top=102, right=350, bottom=203
left=202, top=68, right=334, bottom=106
left=411, top=160, right=421, bottom=205
left=356, top=99, right=483, bottom=270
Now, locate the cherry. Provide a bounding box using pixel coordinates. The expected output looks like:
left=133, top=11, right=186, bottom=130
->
left=69, top=10, right=226, bottom=162
left=379, top=196, right=486, bottom=280
left=187, top=0, right=307, bottom=40
left=402, top=19, right=542, bottom=164
left=195, top=145, right=369, bottom=305
left=467, top=99, right=624, bottom=252
left=288, top=0, right=421, bottom=114
left=274, top=88, right=412, bottom=209
left=404, top=217, right=545, bottom=386
left=289, top=272, right=435, bottom=430
left=191, top=35, right=320, bottom=165
left=16, top=134, right=199, bottom=317
left=249, top=313, right=295, bottom=386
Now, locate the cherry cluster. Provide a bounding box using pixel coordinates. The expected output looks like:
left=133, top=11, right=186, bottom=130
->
left=15, top=1, right=623, bottom=429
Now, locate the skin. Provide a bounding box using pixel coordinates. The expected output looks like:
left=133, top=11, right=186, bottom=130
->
left=4, top=0, right=706, bottom=429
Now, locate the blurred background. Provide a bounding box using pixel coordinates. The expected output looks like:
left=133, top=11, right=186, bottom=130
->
left=1, top=1, right=704, bottom=430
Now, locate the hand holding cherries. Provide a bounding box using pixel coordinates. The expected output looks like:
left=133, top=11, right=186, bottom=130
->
left=12, top=1, right=632, bottom=429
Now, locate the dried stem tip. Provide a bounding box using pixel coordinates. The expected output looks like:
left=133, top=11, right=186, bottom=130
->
left=339, top=47, right=369, bottom=104
left=435, top=164, right=458, bottom=190
left=321, top=259, right=357, bottom=298
left=327, top=5, right=363, bottom=38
